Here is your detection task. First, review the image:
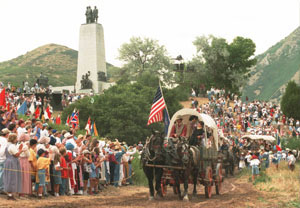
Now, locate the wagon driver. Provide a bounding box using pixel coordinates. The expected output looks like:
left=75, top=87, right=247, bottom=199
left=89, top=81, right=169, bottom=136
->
left=170, top=115, right=187, bottom=139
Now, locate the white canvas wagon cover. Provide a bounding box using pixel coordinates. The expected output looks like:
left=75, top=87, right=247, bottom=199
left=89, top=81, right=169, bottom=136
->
left=167, top=108, right=218, bottom=149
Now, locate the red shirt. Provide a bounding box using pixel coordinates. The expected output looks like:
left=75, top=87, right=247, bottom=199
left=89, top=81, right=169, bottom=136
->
left=60, top=156, right=68, bottom=178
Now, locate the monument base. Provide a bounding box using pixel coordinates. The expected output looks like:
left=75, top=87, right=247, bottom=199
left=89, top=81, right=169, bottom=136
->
left=77, top=89, right=93, bottom=94
left=98, top=81, right=115, bottom=93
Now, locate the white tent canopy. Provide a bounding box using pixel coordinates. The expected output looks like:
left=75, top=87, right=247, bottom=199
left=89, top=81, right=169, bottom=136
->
left=167, top=108, right=218, bottom=149
left=241, top=135, right=276, bottom=142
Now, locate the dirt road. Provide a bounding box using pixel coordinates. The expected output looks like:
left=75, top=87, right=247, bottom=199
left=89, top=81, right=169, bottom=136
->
left=0, top=176, right=280, bottom=208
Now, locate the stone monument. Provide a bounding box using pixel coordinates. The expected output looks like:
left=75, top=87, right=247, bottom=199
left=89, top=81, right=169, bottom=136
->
left=76, top=6, right=107, bottom=94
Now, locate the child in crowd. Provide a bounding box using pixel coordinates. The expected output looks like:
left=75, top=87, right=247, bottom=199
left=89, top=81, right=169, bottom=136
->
left=53, top=153, right=62, bottom=197
left=28, top=139, right=38, bottom=195
left=250, top=154, right=260, bottom=181
left=82, top=150, right=92, bottom=195
left=36, top=149, right=51, bottom=199
left=59, top=147, right=68, bottom=196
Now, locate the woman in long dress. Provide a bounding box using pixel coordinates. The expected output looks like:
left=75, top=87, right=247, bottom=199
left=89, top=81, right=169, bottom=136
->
left=18, top=133, right=31, bottom=196
left=3, top=133, right=24, bottom=200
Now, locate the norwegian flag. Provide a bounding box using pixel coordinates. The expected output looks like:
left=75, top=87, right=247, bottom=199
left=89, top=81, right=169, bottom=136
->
left=70, top=110, right=79, bottom=128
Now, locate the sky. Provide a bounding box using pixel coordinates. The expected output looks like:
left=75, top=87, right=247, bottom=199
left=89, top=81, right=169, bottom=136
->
left=0, top=0, right=299, bottom=67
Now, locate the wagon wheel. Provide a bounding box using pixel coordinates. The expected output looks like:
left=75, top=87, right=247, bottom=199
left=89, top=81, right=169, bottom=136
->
left=204, top=166, right=213, bottom=198
left=215, top=163, right=222, bottom=195
left=161, top=178, right=167, bottom=196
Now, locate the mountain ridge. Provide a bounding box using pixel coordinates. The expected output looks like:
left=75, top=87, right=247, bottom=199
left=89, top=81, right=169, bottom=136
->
left=242, top=27, right=300, bottom=101
left=0, top=43, right=114, bottom=87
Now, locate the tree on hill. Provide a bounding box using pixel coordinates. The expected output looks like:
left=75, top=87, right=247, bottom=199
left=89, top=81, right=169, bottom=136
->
left=191, top=35, right=256, bottom=94
left=118, top=37, right=173, bottom=84
left=281, top=81, right=300, bottom=120
left=62, top=80, right=184, bottom=144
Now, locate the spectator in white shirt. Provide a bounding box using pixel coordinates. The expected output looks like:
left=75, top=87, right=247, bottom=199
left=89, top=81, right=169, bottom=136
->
left=0, top=128, right=10, bottom=193
left=17, top=120, right=26, bottom=138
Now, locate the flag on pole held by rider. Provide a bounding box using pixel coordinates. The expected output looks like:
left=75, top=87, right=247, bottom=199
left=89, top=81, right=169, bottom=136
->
left=163, top=108, right=170, bottom=135
left=147, top=84, right=170, bottom=136
left=147, top=86, right=166, bottom=125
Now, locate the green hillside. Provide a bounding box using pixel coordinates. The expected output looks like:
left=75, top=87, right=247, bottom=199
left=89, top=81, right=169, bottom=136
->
left=242, top=27, right=300, bottom=101
left=0, top=44, right=115, bottom=87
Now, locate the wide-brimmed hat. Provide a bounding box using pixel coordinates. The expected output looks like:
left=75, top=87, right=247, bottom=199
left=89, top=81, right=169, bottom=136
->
left=82, top=150, right=90, bottom=155
left=176, top=115, right=183, bottom=120
left=1, top=128, right=10, bottom=135
left=64, top=132, right=72, bottom=139
left=39, top=136, right=50, bottom=144
left=77, top=134, right=84, bottom=140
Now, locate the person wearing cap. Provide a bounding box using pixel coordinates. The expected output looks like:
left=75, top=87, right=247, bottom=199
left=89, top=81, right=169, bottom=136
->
left=0, top=128, right=10, bottom=193
left=3, top=133, right=24, bottom=200
left=170, top=115, right=187, bottom=139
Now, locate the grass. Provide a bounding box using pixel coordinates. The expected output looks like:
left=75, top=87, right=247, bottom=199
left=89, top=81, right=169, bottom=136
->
left=131, top=152, right=148, bottom=186
left=254, top=162, right=300, bottom=205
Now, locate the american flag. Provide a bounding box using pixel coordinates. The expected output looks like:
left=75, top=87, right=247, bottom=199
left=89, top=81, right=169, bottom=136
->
left=147, top=86, right=166, bottom=125
left=70, top=110, right=79, bottom=128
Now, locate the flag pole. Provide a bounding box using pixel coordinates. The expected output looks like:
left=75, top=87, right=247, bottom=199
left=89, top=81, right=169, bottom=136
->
left=158, top=81, right=170, bottom=121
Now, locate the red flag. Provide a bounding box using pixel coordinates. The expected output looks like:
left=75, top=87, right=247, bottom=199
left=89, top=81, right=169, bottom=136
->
left=85, top=117, right=91, bottom=133
left=46, top=105, right=52, bottom=119
left=56, top=115, right=61, bottom=125
left=0, top=89, right=6, bottom=108
left=276, top=145, right=282, bottom=151
left=34, top=107, right=40, bottom=119
left=66, top=115, right=70, bottom=126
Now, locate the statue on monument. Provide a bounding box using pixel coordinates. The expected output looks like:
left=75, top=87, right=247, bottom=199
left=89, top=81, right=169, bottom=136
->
left=93, top=6, right=98, bottom=23
left=85, top=6, right=98, bottom=24
left=80, top=71, right=93, bottom=89
left=37, top=72, right=49, bottom=88
left=97, top=71, right=107, bottom=82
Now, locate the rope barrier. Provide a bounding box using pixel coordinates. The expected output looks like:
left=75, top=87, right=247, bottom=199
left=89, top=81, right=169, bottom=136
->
left=1, top=167, right=135, bottom=183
